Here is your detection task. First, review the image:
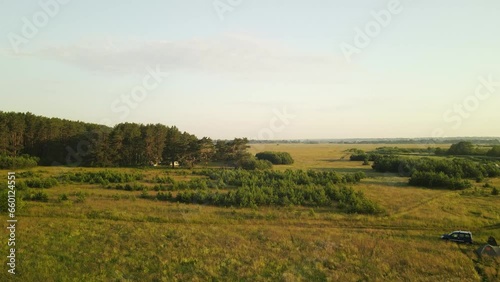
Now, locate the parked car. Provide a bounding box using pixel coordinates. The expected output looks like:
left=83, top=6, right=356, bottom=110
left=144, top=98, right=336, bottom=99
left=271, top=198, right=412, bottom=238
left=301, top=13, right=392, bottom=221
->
left=440, top=231, right=473, bottom=244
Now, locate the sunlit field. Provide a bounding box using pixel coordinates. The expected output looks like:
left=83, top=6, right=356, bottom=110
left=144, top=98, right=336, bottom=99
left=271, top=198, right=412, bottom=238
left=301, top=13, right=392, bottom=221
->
left=1, top=143, right=499, bottom=281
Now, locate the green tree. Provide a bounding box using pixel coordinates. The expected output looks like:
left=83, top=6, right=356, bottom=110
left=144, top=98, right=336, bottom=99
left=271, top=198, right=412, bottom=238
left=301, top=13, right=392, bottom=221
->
left=198, top=137, right=215, bottom=166
left=214, top=138, right=250, bottom=166
left=112, top=123, right=144, bottom=166
left=142, top=124, right=167, bottom=165
left=487, top=145, right=500, bottom=157
left=161, top=129, right=203, bottom=169
left=447, top=141, right=475, bottom=155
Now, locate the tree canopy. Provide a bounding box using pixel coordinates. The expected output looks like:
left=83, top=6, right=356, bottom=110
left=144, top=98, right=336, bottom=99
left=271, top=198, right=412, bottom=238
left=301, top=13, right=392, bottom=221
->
left=0, top=111, right=238, bottom=168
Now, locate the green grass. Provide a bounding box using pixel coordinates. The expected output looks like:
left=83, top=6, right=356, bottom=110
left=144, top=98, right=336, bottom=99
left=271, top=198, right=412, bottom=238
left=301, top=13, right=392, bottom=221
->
left=1, top=143, right=499, bottom=281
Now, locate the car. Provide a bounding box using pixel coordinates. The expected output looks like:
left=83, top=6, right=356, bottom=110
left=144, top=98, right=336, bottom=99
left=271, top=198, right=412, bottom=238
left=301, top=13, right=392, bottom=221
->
left=440, top=231, right=473, bottom=244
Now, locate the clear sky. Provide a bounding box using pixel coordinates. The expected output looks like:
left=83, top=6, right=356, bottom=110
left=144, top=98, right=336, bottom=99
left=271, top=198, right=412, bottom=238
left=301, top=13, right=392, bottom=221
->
left=1, top=0, right=499, bottom=139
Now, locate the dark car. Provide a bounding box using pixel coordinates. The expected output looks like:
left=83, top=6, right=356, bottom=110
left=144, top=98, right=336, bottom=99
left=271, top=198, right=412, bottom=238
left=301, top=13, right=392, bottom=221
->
left=440, top=231, right=473, bottom=244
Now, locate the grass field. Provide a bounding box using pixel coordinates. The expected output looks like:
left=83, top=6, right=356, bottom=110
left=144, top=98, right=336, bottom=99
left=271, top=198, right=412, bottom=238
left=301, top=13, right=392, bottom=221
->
left=1, top=144, right=499, bottom=281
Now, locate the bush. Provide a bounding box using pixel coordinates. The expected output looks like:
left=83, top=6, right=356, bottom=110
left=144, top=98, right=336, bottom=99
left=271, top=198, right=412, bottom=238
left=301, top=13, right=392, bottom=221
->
left=409, top=171, right=471, bottom=190
left=492, top=187, right=499, bottom=196
left=156, top=192, right=173, bottom=201
left=58, top=171, right=144, bottom=184
left=24, top=191, right=49, bottom=202
left=350, top=153, right=368, bottom=161
left=172, top=183, right=383, bottom=214
left=167, top=169, right=382, bottom=214
left=58, top=194, right=69, bottom=201
left=255, top=152, right=294, bottom=165
left=447, top=141, right=475, bottom=155
left=0, top=155, right=39, bottom=169
left=117, top=182, right=146, bottom=191
left=74, top=192, right=87, bottom=203
left=372, top=155, right=500, bottom=180
left=153, top=176, right=175, bottom=184
left=25, top=177, right=58, bottom=188
left=487, top=146, right=500, bottom=157
left=237, top=157, right=273, bottom=170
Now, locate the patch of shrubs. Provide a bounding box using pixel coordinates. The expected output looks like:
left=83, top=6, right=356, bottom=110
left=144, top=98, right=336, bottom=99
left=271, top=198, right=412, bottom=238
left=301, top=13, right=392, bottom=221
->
left=194, top=169, right=365, bottom=188
left=156, top=192, right=173, bottom=201
left=492, top=187, right=499, bottom=196
left=172, top=184, right=382, bottom=214
left=57, top=170, right=144, bottom=185
left=373, top=156, right=500, bottom=179
left=255, top=152, right=294, bottom=165
left=409, top=171, right=472, bottom=190
left=487, top=145, right=500, bottom=157
left=0, top=155, right=39, bottom=169
left=114, top=182, right=147, bottom=191
left=167, top=168, right=377, bottom=214
left=18, top=171, right=40, bottom=178
left=372, top=155, right=500, bottom=190
left=153, top=176, right=175, bottom=184
left=25, top=177, right=58, bottom=188
left=58, top=194, right=69, bottom=201
left=24, top=191, right=49, bottom=202
left=237, top=157, right=273, bottom=170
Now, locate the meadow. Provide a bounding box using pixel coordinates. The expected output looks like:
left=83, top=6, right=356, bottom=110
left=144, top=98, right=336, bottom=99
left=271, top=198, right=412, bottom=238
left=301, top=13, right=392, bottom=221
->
left=1, top=143, right=499, bottom=281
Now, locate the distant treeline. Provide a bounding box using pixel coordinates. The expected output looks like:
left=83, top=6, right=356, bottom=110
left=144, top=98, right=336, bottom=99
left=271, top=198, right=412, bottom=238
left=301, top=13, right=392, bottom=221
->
left=0, top=111, right=258, bottom=168
left=349, top=142, right=500, bottom=162
left=371, top=155, right=500, bottom=189
left=250, top=138, right=500, bottom=145
left=435, top=141, right=500, bottom=157
left=339, top=138, right=500, bottom=145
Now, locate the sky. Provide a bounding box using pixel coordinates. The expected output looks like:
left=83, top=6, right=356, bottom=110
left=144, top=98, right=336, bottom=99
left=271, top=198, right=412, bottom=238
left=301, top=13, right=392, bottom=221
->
left=0, top=0, right=499, bottom=140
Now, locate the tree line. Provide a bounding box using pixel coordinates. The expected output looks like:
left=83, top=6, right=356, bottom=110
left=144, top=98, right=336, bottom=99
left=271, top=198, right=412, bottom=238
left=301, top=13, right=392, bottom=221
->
left=0, top=111, right=251, bottom=168
left=348, top=142, right=500, bottom=162
left=371, top=155, right=500, bottom=189
left=436, top=141, right=500, bottom=157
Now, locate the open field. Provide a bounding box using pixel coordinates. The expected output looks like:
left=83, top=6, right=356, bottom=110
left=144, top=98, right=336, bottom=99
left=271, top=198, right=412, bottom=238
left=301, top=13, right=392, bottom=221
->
left=248, top=143, right=452, bottom=171
left=1, top=144, right=499, bottom=281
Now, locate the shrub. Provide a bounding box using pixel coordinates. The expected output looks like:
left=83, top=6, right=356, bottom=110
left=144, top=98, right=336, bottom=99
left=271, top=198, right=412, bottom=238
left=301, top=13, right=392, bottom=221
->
left=156, top=192, right=173, bottom=201
left=237, top=157, right=273, bottom=170
left=58, top=194, right=69, bottom=201
left=74, top=192, right=86, bottom=203
left=153, top=184, right=168, bottom=191
left=58, top=170, right=144, bottom=184
left=171, top=169, right=382, bottom=214
left=487, top=145, right=500, bottom=157
left=172, top=183, right=383, bottom=214
left=0, top=155, right=39, bottom=169
left=447, top=141, right=475, bottom=155
left=255, top=152, right=294, bottom=165
left=409, top=171, right=472, bottom=190
left=372, top=155, right=500, bottom=181
left=153, top=176, right=175, bottom=184
left=25, top=177, right=58, bottom=188
left=492, top=187, right=499, bottom=196
left=350, top=153, right=368, bottom=161
left=25, top=191, right=49, bottom=202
